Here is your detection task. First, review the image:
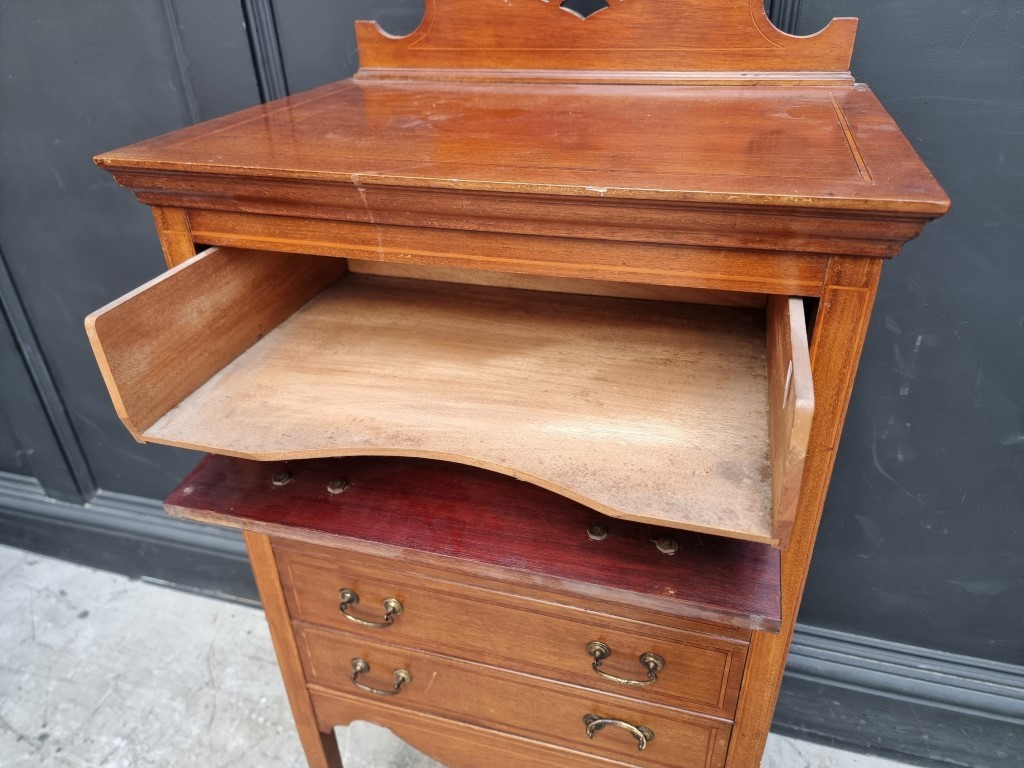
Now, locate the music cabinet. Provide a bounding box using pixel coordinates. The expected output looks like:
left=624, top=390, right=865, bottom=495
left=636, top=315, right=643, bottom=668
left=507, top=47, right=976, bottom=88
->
left=85, top=1, right=948, bottom=766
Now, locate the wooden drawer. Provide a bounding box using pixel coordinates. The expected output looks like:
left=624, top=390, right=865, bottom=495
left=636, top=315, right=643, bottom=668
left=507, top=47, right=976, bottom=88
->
left=309, top=687, right=673, bottom=768
left=278, top=545, right=747, bottom=717
left=89, top=246, right=813, bottom=546
left=297, top=623, right=732, bottom=768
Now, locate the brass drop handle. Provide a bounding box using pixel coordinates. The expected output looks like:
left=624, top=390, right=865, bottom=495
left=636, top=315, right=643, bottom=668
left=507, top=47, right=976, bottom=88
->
left=587, top=641, right=664, bottom=687
left=338, top=588, right=403, bottom=627
left=350, top=658, right=412, bottom=696
left=583, top=714, right=654, bottom=751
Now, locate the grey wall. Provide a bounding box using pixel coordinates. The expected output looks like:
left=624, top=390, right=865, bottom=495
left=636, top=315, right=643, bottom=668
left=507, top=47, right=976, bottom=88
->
left=0, top=0, right=258, bottom=502
left=797, top=0, right=1024, bottom=666
left=1, top=2, right=1020, bottom=764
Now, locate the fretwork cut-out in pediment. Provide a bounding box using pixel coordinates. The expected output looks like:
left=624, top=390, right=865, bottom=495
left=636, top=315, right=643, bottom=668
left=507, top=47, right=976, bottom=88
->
left=559, top=0, right=611, bottom=20
left=354, top=0, right=858, bottom=83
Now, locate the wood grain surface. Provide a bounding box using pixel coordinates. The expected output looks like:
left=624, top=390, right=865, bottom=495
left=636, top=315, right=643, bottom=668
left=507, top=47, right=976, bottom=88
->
left=298, top=624, right=732, bottom=768
left=140, top=271, right=781, bottom=541
left=309, top=688, right=660, bottom=768
left=766, top=297, right=814, bottom=548
left=277, top=545, right=747, bottom=717
left=165, top=454, right=782, bottom=631
left=134, top=181, right=934, bottom=261
left=96, top=81, right=948, bottom=217
left=94, top=6, right=951, bottom=767
left=181, top=208, right=833, bottom=296
left=355, top=0, right=856, bottom=79
left=244, top=532, right=342, bottom=768
left=84, top=247, right=346, bottom=436
left=726, top=258, right=883, bottom=768
left=150, top=207, right=196, bottom=268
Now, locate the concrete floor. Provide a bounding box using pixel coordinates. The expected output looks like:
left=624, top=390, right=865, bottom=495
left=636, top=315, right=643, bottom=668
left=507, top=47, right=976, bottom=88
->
left=0, top=544, right=915, bottom=768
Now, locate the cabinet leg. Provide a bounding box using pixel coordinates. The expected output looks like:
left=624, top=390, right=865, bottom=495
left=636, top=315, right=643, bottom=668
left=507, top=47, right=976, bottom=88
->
left=244, top=530, right=343, bottom=768
left=317, top=729, right=344, bottom=768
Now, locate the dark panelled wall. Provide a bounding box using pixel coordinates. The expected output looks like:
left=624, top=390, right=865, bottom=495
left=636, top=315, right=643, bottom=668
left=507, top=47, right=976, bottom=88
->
left=1, top=1, right=259, bottom=502
left=0, top=2, right=1020, bottom=765
left=798, top=0, right=1024, bottom=667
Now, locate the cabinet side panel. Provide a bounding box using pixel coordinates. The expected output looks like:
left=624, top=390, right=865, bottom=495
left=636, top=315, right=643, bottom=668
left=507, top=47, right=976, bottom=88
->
left=727, top=257, right=882, bottom=767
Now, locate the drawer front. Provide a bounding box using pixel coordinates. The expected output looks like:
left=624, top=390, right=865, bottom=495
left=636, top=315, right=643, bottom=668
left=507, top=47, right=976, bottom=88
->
left=89, top=240, right=809, bottom=547
left=278, top=547, right=746, bottom=717
left=310, top=687, right=675, bottom=768
left=298, top=624, right=731, bottom=768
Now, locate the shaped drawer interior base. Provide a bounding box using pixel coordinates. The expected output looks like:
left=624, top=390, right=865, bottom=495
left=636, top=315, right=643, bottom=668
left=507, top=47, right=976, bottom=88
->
left=89, top=247, right=813, bottom=545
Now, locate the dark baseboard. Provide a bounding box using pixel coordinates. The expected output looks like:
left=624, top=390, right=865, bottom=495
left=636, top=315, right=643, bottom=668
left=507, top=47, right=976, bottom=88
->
left=778, top=625, right=1023, bottom=768
left=1, top=471, right=1021, bottom=766
left=0, top=471, right=257, bottom=601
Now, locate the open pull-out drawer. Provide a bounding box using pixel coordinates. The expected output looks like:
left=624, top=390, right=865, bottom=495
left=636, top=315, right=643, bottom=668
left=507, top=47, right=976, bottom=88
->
left=86, top=247, right=813, bottom=547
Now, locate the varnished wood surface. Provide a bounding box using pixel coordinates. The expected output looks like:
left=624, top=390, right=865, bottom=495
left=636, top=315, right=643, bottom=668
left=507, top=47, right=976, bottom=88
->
left=726, top=257, right=883, bottom=768
left=150, top=207, right=195, bottom=268
left=87, top=2, right=949, bottom=766
left=277, top=544, right=747, bottom=717
left=132, top=269, right=785, bottom=542
left=181, top=208, right=835, bottom=295
left=135, top=182, right=934, bottom=262
left=96, top=81, right=948, bottom=217
left=275, top=543, right=752, bottom=643
left=309, top=689, right=660, bottom=768
left=356, top=0, right=855, bottom=79
left=347, top=260, right=767, bottom=308
left=766, top=297, right=814, bottom=548
left=298, top=624, right=732, bottom=768
left=244, top=532, right=342, bottom=768
left=165, top=454, right=782, bottom=631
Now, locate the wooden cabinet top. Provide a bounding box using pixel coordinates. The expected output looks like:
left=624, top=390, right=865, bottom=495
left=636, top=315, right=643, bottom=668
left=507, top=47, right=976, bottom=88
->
left=87, top=0, right=950, bottom=549
left=96, top=0, right=948, bottom=242
left=97, top=80, right=947, bottom=217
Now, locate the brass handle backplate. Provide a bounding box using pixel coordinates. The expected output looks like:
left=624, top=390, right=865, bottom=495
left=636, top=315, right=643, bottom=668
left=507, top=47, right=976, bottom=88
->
left=587, top=641, right=664, bottom=687
left=338, top=588, right=403, bottom=627
left=350, top=658, right=411, bottom=696
left=583, top=714, right=654, bottom=751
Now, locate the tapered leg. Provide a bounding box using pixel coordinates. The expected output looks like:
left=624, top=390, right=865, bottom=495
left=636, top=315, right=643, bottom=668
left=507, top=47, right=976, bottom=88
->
left=245, top=530, right=344, bottom=768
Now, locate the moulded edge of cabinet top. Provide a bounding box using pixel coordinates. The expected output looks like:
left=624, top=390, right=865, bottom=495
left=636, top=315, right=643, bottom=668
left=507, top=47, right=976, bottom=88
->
left=94, top=79, right=949, bottom=218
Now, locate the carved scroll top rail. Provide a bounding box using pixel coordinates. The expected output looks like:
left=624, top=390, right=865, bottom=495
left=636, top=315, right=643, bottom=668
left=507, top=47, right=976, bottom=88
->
left=355, top=0, right=857, bottom=83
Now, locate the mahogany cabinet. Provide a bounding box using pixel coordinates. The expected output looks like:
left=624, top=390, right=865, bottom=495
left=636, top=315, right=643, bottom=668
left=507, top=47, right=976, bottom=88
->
left=84, top=1, right=948, bottom=766
left=167, top=455, right=779, bottom=768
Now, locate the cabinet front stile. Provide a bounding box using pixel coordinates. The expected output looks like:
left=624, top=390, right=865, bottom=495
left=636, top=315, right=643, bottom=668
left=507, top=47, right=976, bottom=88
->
left=726, top=256, right=883, bottom=768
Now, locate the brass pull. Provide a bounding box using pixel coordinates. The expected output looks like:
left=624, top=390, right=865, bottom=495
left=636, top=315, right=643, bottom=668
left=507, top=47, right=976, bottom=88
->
left=350, top=658, right=411, bottom=696
left=587, top=641, right=664, bottom=687
left=338, top=588, right=403, bottom=627
left=583, top=714, right=654, bottom=751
